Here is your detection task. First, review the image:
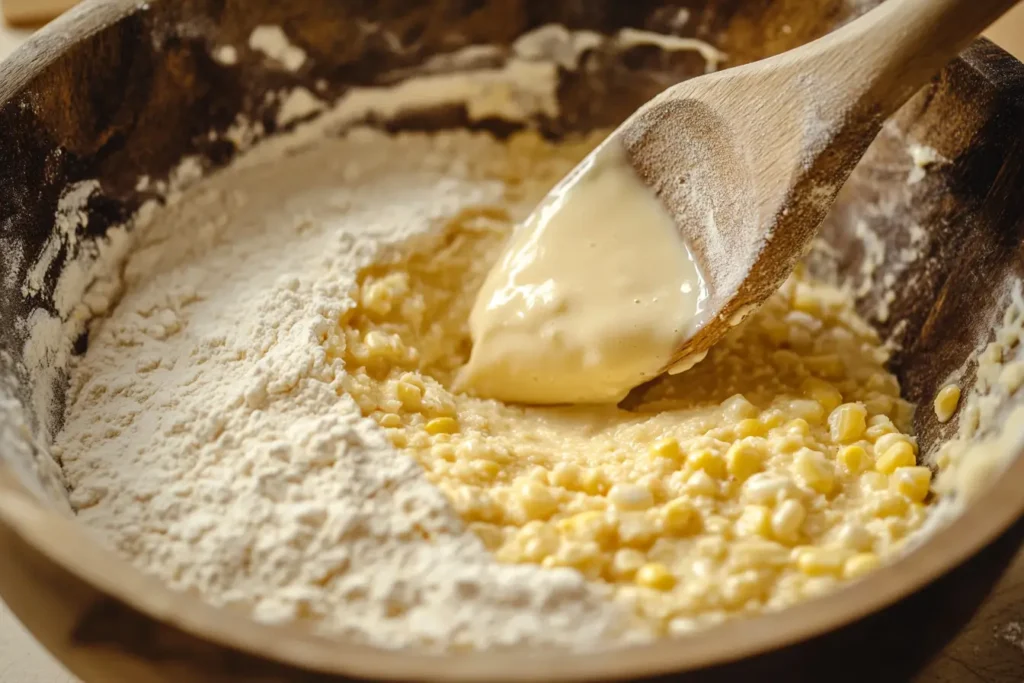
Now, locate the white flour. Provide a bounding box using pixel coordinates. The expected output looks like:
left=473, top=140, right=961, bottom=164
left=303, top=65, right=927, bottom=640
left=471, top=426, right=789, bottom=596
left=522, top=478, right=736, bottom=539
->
left=53, top=128, right=640, bottom=650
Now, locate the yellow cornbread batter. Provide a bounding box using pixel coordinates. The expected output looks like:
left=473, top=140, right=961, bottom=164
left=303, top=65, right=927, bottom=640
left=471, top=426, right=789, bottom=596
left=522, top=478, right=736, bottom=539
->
left=327, top=132, right=929, bottom=633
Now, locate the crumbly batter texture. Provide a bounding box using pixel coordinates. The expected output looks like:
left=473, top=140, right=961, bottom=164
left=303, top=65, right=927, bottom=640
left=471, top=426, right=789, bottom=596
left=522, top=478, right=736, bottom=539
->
left=333, top=135, right=929, bottom=634
left=58, top=125, right=929, bottom=647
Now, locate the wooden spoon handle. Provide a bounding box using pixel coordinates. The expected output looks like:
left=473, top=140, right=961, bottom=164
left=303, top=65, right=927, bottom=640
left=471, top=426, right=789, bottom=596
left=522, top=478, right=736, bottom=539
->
left=819, top=0, right=1021, bottom=120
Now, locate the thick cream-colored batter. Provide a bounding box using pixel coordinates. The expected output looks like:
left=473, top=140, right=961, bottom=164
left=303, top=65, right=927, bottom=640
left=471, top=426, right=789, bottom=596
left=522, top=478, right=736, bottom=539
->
left=457, top=140, right=706, bottom=405
left=331, top=131, right=930, bottom=635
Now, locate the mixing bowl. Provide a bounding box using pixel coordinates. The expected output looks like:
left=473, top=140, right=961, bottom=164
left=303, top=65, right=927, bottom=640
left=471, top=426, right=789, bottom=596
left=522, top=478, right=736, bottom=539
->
left=1, top=1, right=1023, bottom=681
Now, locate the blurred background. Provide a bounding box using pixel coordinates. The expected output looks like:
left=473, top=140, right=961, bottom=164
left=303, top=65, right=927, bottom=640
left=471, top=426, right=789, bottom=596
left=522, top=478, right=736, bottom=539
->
left=0, top=1, right=1022, bottom=682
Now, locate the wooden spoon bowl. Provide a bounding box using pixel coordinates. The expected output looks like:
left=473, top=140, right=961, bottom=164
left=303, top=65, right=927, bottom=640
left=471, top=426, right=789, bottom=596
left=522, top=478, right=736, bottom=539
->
left=1, top=1, right=1024, bottom=681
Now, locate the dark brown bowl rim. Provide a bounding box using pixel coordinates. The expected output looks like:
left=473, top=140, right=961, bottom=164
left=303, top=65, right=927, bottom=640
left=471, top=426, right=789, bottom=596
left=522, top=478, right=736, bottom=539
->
left=1, top=1, right=1023, bottom=680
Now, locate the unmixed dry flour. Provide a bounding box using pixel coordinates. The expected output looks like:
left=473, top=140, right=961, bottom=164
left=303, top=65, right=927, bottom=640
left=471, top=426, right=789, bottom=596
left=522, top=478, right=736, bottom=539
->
left=53, top=129, right=640, bottom=650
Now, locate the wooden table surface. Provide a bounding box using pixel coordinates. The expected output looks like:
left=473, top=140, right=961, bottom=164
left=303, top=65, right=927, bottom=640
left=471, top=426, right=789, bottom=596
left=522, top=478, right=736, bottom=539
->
left=1, top=3, right=1024, bottom=682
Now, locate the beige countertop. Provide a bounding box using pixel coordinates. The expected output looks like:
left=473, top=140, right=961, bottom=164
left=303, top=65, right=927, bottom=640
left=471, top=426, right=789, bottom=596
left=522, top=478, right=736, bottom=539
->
left=2, top=4, right=1024, bottom=682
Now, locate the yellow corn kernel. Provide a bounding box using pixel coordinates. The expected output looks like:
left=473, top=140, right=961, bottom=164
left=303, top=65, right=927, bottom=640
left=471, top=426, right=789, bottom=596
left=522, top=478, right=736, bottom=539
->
left=771, top=499, right=806, bottom=543
left=424, top=417, right=459, bottom=435
left=735, top=418, right=767, bottom=438
left=661, top=498, right=702, bottom=536
left=795, top=547, right=848, bottom=576
left=685, top=470, right=719, bottom=497
left=760, top=410, right=785, bottom=429
left=721, top=570, right=770, bottom=608
left=874, top=432, right=916, bottom=456
left=735, top=505, right=772, bottom=538
left=726, top=441, right=767, bottom=481
left=801, top=378, right=843, bottom=413
left=577, top=469, right=607, bottom=496
left=837, top=444, right=870, bottom=474
left=784, top=418, right=811, bottom=437
left=378, top=413, right=403, bottom=429
left=864, top=416, right=897, bottom=441
left=636, top=562, right=676, bottom=591
left=828, top=403, right=867, bottom=443
left=788, top=399, right=826, bottom=425
left=471, top=460, right=501, bottom=481
left=730, top=540, right=790, bottom=569
left=649, top=437, right=684, bottom=461
left=869, top=491, right=910, bottom=518
left=933, top=384, right=961, bottom=423
left=890, top=466, right=932, bottom=502
left=558, top=511, right=612, bottom=544
left=517, top=481, right=558, bottom=520
left=722, top=394, right=759, bottom=420
left=875, top=441, right=916, bottom=474
left=395, top=381, right=423, bottom=410
left=608, top=483, right=654, bottom=510
left=689, top=449, right=727, bottom=479
left=551, top=462, right=582, bottom=490
left=518, top=523, right=559, bottom=562
left=792, top=449, right=836, bottom=495
left=844, top=553, right=881, bottom=579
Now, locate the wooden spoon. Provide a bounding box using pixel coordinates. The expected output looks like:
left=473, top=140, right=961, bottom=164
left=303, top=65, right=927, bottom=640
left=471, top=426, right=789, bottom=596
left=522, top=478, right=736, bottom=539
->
left=615, top=0, right=1020, bottom=373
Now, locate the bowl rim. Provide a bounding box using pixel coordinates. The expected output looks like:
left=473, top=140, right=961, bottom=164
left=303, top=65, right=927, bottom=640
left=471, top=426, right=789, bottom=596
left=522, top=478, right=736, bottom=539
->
left=1, top=1, right=1024, bottom=680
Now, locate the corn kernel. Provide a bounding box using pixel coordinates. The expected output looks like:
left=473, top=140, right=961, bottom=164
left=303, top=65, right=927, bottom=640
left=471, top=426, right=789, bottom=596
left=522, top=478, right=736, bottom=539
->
left=735, top=505, right=772, bottom=538
left=726, top=441, right=767, bottom=481
left=837, top=444, right=870, bottom=474
left=686, top=470, right=719, bottom=497
left=843, top=552, right=881, bottom=579
left=771, top=499, right=806, bottom=543
left=792, top=449, right=836, bottom=495
left=689, top=449, right=726, bottom=479
left=760, top=410, right=785, bottom=429
left=395, top=381, right=423, bottom=410
left=875, top=432, right=916, bottom=456
left=933, top=385, right=961, bottom=423
left=735, top=418, right=767, bottom=438
left=636, top=562, right=676, bottom=591
left=517, top=481, right=558, bottom=520
left=424, top=417, right=459, bottom=435
left=795, top=547, right=848, bottom=576
left=869, top=491, right=909, bottom=518
left=472, top=460, right=501, bottom=481
left=788, top=399, right=826, bottom=425
left=660, top=499, right=701, bottom=537
left=828, top=403, right=867, bottom=443
left=559, top=511, right=612, bottom=544
left=875, top=441, right=916, bottom=474
left=551, top=462, right=582, bottom=490
left=833, top=523, right=874, bottom=552
left=378, top=413, right=402, bottom=429
left=650, top=437, right=684, bottom=461
left=722, top=394, right=759, bottom=420
left=609, top=483, right=654, bottom=510
left=801, top=378, right=843, bottom=413
left=890, top=466, right=931, bottom=502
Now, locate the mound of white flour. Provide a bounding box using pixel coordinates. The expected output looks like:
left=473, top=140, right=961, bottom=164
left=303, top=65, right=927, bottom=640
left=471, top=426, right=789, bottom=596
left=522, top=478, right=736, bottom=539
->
left=53, top=128, right=636, bottom=650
